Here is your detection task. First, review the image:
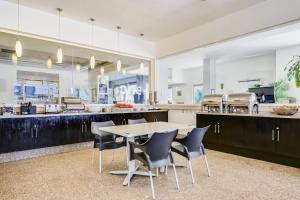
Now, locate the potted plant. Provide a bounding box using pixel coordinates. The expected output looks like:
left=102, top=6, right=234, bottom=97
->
left=269, top=80, right=289, bottom=102
left=284, top=55, right=300, bottom=87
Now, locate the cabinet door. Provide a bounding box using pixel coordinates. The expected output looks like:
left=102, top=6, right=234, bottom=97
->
left=0, top=119, right=17, bottom=153
left=276, top=119, right=300, bottom=159
left=217, top=115, right=244, bottom=148
left=243, top=117, right=275, bottom=153
left=80, top=115, right=94, bottom=142
left=197, top=114, right=219, bottom=144
left=61, top=115, right=82, bottom=144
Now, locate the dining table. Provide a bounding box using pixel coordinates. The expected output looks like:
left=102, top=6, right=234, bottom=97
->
left=98, top=121, right=195, bottom=186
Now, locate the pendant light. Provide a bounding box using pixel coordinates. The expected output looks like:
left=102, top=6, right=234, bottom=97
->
left=12, top=53, right=18, bottom=65
left=89, top=18, right=96, bottom=69
left=116, top=26, right=122, bottom=72
left=76, top=63, right=81, bottom=72
left=100, top=67, right=104, bottom=75
left=15, top=0, right=22, bottom=58
left=140, top=62, right=144, bottom=74
left=47, top=57, right=52, bottom=69
left=117, top=60, right=121, bottom=72
left=56, top=8, right=63, bottom=63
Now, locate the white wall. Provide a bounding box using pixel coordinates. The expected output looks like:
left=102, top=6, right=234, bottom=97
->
left=0, top=1, right=154, bottom=58
left=156, top=0, right=300, bottom=57
left=215, top=53, right=276, bottom=94
left=0, top=63, right=88, bottom=103
left=276, top=45, right=300, bottom=101
left=183, top=67, right=203, bottom=104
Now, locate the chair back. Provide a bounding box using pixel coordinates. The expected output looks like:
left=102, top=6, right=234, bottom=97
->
left=145, top=129, right=178, bottom=161
left=91, top=121, right=115, bottom=137
left=128, top=118, right=147, bottom=125
left=181, top=126, right=210, bottom=152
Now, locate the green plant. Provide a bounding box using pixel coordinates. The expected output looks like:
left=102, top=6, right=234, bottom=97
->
left=254, top=83, right=261, bottom=88
left=284, top=55, right=300, bottom=87
left=269, top=80, right=289, bottom=101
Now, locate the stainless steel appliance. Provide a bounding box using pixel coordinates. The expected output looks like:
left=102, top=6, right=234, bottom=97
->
left=20, top=102, right=37, bottom=115
left=226, top=92, right=258, bottom=114
left=45, top=104, right=62, bottom=113
left=61, top=97, right=85, bottom=112
left=202, top=94, right=227, bottom=113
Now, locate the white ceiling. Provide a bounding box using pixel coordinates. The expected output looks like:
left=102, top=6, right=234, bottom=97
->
left=8, top=0, right=265, bottom=41
left=158, top=22, right=300, bottom=69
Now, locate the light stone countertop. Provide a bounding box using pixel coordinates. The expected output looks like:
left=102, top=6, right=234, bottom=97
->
left=0, top=110, right=168, bottom=119
left=196, top=112, right=300, bottom=119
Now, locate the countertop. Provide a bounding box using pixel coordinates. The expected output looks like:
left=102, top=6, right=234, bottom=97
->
left=0, top=110, right=168, bottom=119
left=196, top=112, right=300, bottom=119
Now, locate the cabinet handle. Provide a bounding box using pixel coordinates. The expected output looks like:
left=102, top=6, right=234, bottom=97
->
left=81, top=123, right=84, bottom=132
left=214, top=124, right=216, bottom=133
left=217, top=123, right=220, bottom=134
left=31, top=128, right=33, bottom=138
left=35, top=125, right=38, bottom=138
left=271, top=130, right=275, bottom=141
left=277, top=128, right=280, bottom=142
left=85, top=122, right=87, bottom=132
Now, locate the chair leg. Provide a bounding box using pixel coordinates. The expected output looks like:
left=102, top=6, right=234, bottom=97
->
left=204, top=155, right=211, bottom=177
left=165, top=165, right=168, bottom=175
left=99, top=151, right=102, bottom=173
left=188, top=160, right=195, bottom=184
left=156, top=168, right=159, bottom=177
left=128, top=171, right=131, bottom=187
left=172, top=164, right=180, bottom=190
left=149, top=171, right=155, bottom=199
left=112, top=149, right=115, bottom=162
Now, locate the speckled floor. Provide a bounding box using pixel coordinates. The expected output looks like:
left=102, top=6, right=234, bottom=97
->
left=0, top=149, right=299, bottom=200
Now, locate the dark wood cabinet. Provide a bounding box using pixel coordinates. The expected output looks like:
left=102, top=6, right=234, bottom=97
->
left=275, top=118, right=300, bottom=159
left=0, top=111, right=168, bottom=154
left=243, top=117, right=275, bottom=153
left=197, top=113, right=300, bottom=167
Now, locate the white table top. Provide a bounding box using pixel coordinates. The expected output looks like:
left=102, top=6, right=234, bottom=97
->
left=98, top=122, right=195, bottom=137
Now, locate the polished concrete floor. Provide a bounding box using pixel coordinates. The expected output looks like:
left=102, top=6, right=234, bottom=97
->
left=0, top=149, right=299, bottom=200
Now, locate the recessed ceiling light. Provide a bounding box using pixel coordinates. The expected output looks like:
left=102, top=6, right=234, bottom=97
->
left=117, top=26, right=121, bottom=30
left=140, top=33, right=144, bottom=37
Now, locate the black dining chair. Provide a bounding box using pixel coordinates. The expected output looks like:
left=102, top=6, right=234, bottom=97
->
left=91, top=121, right=126, bottom=173
left=128, top=118, right=149, bottom=143
left=128, top=129, right=179, bottom=199
left=171, top=126, right=211, bottom=184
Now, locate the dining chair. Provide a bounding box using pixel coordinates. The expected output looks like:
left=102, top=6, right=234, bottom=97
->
left=91, top=121, right=126, bottom=173
left=128, top=118, right=149, bottom=143
left=171, top=126, right=211, bottom=184
left=128, top=129, right=179, bottom=199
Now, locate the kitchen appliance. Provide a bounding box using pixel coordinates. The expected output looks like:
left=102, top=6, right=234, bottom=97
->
left=20, top=102, right=37, bottom=115
left=61, top=97, right=85, bottom=112
left=248, top=86, right=275, bottom=103
left=45, top=104, right=62, bottom=114
left=2, top=104, right=14, bottom=116
left=202, top=94, right=227, bottom=113
left=226, top=92, right=258, bottom=114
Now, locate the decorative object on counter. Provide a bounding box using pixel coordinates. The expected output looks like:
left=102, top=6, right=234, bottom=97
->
left=61, top=97, right=85, bottom=112
left=20, top=102, right=36, bottom=115
left=2, top=104, right=14, bottom=116
left=253, top=83, right=262, bottom=88
left=273, top=105, right=298, bottom=115
left=226, top=92, right=258, bottom=114
left=284, top=55, right=300, bottom=88
left=114, top=103, right=133, bottom=108
left=220, top=83, right=224, bottom=90
left=269, top=80, right=289, bottom=102
left=202, top=94, right=226, bottom=113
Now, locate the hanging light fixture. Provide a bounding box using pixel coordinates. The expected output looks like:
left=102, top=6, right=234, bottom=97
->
left=47, top=57, right=52, bottom=69
left=100, top=67, right=104, bottom=75
left=116, top=26, right=122, bottom=72
left=122, top=69, right=126, bottom=75
left=56, top=8, right=63, bottom=63
left=89, top=18, right=96, bottom=69
left=76, top=63, right=81, bottom=72
left=15, top=0, right=22, bottom=58
left=117, top=60, right=121, bottom=72
left=12, top=53, right=18, bottom=65
left=140, top=62, right=144, bottom=74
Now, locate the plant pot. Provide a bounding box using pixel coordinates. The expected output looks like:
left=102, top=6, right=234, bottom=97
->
left=295, top=68, right=300, bottom=88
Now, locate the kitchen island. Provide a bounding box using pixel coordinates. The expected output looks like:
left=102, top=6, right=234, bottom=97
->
left=0, top=110, right=168, bottom=155
left=197, top=112, right=300, bottom=168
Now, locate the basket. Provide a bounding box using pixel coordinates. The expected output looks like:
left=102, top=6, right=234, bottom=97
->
left=273, top=106, right=298, bottom=115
